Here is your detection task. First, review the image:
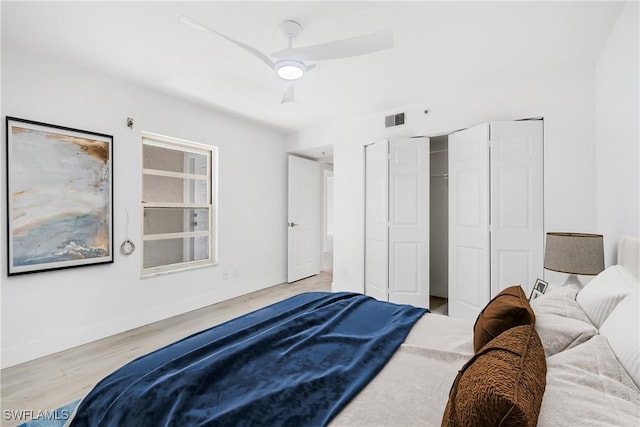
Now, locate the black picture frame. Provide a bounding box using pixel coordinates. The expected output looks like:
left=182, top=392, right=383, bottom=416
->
left=529, top=278, right=549, bottom=300
left=6, top=116, right=114, bottom=275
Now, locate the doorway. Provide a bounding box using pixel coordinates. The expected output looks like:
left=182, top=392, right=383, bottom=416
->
left=429, top=135, right=449, bottom=315
left=322, top=167, right=334, bottom=274
left=287, top=147, right=334, bottom=283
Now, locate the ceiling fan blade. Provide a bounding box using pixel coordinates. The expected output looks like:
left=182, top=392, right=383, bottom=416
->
left=281, top=85, right=296, bottom=104
left=272, top=29, right=393, bottom=61
left=179, top=15, right=274, bottom=69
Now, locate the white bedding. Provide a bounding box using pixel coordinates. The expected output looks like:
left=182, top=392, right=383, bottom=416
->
left=538, top=336, right=640, bottom=426
left=332, top=345, right=469, bottom=426
left=402, top=312, right=474, bottom=355
left=332, top=263, right=640, bottom=426
left=332, top=314, right=473, bottom=426
left=530, top=285, right=597, bottom=356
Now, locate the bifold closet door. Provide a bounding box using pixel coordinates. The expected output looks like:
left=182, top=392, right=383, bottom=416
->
left=448, top=121, right=544, bottom=321
left=448, top=124, right=491, bottom=320
left=489, top=121, right=544, bottom=297
left=365, top=138, right=430, bottom=308
left=364, top=140, right=389, bottom=302
left=388, top=138, right=430, bottom=307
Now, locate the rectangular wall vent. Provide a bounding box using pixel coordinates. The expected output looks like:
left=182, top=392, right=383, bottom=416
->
left=384, top=112, right=406, bottom=128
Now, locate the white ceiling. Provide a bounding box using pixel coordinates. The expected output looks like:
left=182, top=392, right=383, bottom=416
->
left=1, top=1, right=623, bottom=134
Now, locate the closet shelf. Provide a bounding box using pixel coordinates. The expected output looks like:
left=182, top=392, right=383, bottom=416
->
left=430, top=174, right=449, bottom=179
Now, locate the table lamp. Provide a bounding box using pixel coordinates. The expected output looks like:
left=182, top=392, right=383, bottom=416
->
left=544, top=232, right=605, bottom=286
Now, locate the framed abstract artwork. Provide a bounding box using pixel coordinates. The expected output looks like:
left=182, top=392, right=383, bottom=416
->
left=6, top=117, right=113, bottom=275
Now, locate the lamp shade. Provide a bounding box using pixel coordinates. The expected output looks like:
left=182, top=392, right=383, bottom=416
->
left=544, top=232, right=605, bottom=276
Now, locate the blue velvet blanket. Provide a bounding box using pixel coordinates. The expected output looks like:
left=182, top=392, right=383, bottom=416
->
left=70, top=292, right=426, bottom=427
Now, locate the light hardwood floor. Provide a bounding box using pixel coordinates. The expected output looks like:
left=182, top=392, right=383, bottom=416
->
left=1, top=272, right=331, bottom=427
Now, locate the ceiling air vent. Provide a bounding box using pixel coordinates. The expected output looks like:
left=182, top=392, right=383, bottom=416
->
left=385, top=112, right=406, bottom=128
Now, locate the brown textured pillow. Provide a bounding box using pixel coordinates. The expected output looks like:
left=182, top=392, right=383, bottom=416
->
left=473, top=285, right=535, bottom=352
left=442, top=325, right=547, bottom=427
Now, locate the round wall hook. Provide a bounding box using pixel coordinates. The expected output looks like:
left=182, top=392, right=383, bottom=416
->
left=120, top=239, right=136, bottom=255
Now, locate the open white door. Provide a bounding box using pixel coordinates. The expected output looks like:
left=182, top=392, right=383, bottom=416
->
left=388, top=137, right=430, bottom=307
left=490, top=121, right=544, bottom=296
left=288, top=155, right=321, bottom=282
left=364, top=140, right=389, bottom=302
left=448, top=124, right=491, bottom=320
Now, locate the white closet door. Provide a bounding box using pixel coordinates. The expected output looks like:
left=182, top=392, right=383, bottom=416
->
left=490, top=121, right=544, bottom=297
left=388, top=137, right=430, bottom=307
left=449, top=124, right=490, bottom=320
left=287, top=155, right=321, bottom=282
left=364, top=140, right=389, bottom=302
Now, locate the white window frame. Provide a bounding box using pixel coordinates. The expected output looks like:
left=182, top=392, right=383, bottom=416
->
left=141, top=132, right=218, bottom=276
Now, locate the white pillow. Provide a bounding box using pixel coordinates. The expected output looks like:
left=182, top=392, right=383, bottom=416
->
left=530, top=284, right=597, bottom=357
left=534, top=314, right=597, bottom=357
left=530, top=284, right=593, bottom=324
left=599, top=290, right=640, bottom=389
left=576, top=265, right=639, bottom=328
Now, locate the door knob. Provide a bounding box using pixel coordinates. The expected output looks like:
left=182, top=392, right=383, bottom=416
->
left=289, top=222, right=298, bottom=227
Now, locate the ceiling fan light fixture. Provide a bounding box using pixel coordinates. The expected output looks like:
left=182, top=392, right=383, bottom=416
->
left=275, top=60, right=305, bottom=80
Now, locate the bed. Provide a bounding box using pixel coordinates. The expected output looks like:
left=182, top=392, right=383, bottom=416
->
left=68, top=237, right=640, bottom=426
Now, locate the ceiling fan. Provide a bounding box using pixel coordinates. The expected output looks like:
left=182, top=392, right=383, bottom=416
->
left=178, top=15, right=394, bottom=103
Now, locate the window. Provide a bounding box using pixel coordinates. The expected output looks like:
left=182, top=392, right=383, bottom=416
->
left=141, top=133, right=217, bottom=275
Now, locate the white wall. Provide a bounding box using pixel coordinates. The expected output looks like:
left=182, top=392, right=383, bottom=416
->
left=1, top=48, right=288, bottom=368
left=287, top=65, right=599, bottom=292
left=596, top=1, right=640, bottom=266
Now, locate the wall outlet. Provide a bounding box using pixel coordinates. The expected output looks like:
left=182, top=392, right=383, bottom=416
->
left=222, top=270, right=229, bottom=280
left=233, top=268, right=239, bottom=278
